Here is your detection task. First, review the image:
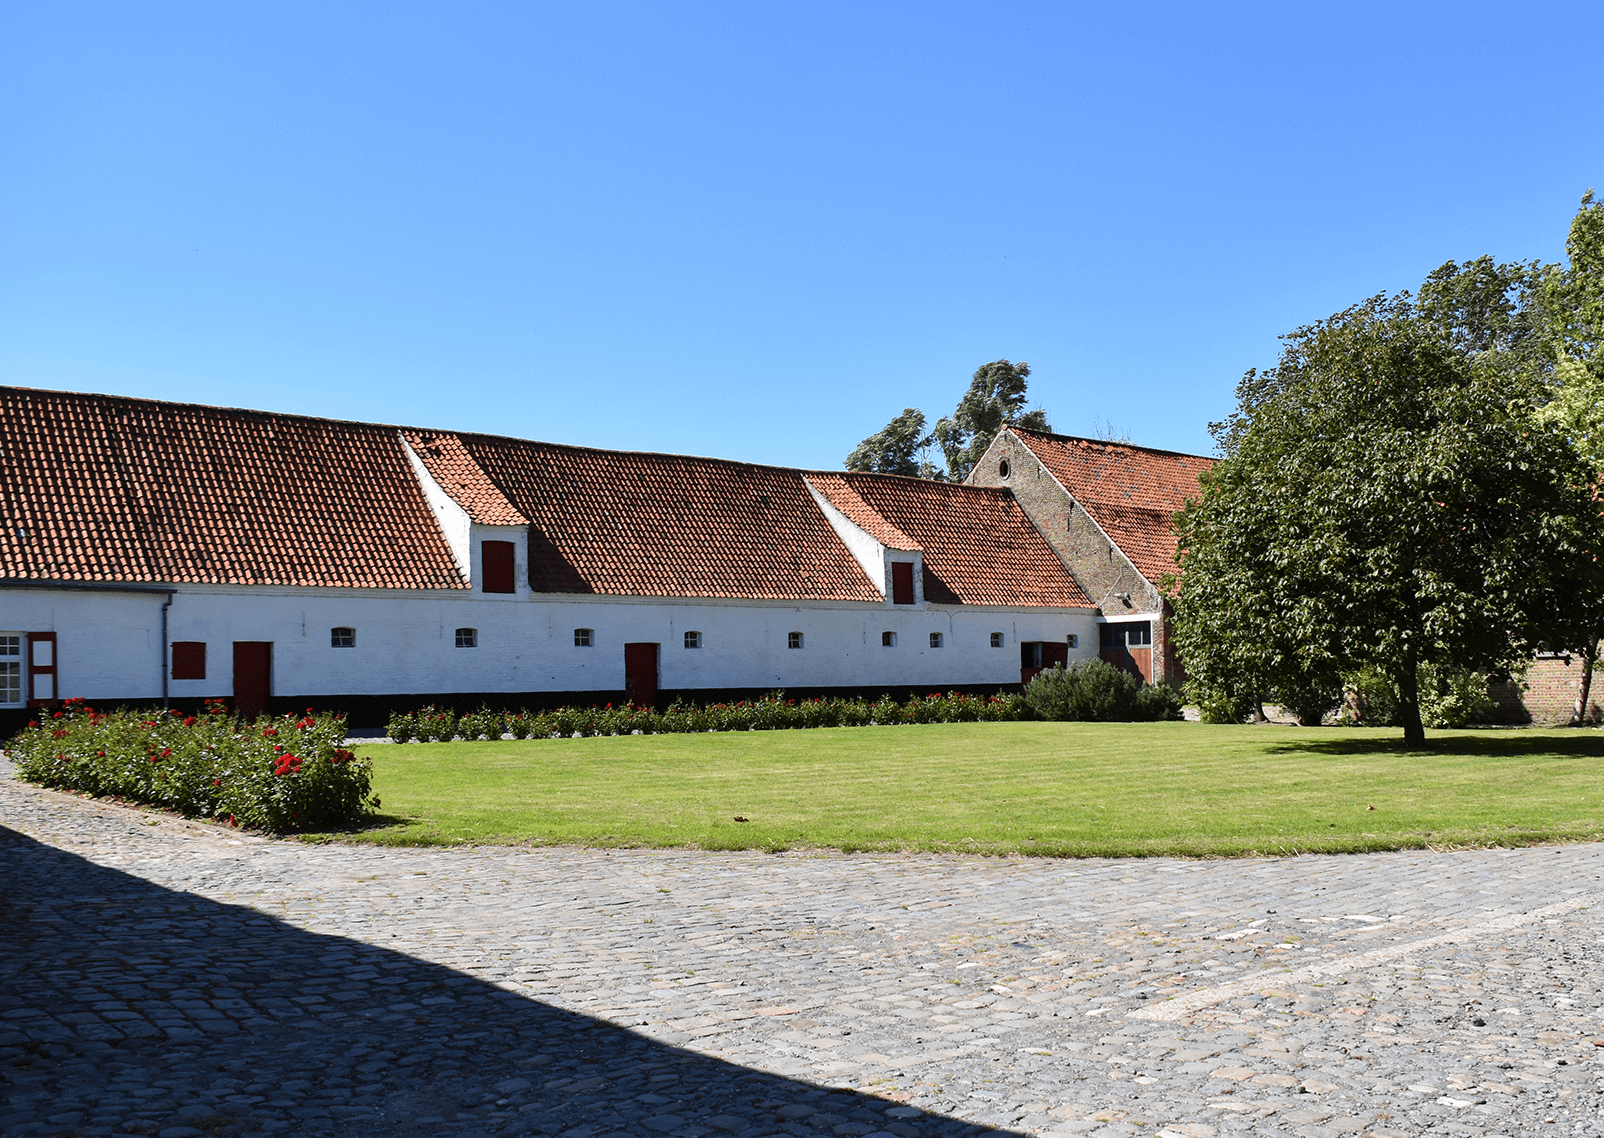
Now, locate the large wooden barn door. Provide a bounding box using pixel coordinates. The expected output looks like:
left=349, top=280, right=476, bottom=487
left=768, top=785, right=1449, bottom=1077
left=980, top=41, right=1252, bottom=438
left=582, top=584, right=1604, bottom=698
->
left=624, top=642, right=659, bottom=708
left=233, top=642, right=272, bottom=719
left=1099, top=622, right=1153, bottom=683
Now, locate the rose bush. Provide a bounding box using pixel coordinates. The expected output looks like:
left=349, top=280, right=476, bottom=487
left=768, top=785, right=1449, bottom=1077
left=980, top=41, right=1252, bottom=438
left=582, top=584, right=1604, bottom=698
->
left=9, top=698, right=374, bottom=832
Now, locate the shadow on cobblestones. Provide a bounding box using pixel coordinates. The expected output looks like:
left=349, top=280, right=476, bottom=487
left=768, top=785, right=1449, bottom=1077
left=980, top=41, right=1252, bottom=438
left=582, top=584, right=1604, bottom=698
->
left=1, top=825, right=1014, bottom=1138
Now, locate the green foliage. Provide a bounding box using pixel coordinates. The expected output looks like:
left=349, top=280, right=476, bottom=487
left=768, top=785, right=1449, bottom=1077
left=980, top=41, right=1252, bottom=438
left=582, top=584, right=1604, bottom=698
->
left=844, top=407, right=933, bottom=478
left=1183, top=679, right=1255, bottom=725
left=844, top=359, right=1049, bottom=483
left=12, top=698, right=373, bottom=832
left=933, top=359, right=1051, bottom=482
left=1022, top=660, right=1181, bottom=722
left=384, top=691, right=1025, bottom=742
left=1341, top=664, right=1495, bottom=729
left=1174, top=290, right=1604, bottom=745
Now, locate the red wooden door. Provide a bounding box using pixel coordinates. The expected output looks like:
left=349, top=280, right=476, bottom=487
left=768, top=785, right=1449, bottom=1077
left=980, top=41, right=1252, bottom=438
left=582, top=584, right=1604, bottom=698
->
left=233, top=642, right=272, bottom=719
left=624, top=642, right=659, bottom=707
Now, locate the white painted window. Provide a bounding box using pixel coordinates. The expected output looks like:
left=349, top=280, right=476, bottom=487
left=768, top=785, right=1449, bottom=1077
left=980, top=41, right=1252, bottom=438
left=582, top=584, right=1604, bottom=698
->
left=929, top=632, right=943, bottom=648
left=881, top=631, right=896, bottom=647
left=574, top=628, right=593, bottom=647
left=331, top=627, right=355, bottom=648
left=684, top=631, right=702, bottom=649
left=0, top=634, right=20, bottom=706
left=455, top=628, right=477, bottom=648
left=1067, top=634, right=1079, bottom=649
left=788, top=631, right=803, bottom=649
left=990, top=632, right=1004, bottom=648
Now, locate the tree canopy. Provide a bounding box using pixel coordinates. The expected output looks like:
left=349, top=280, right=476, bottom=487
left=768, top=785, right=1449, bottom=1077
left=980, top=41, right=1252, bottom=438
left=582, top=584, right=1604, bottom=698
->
left=1173, top=292, right=1604, bottom=745
left=845, top=359, right=1048, bottom=482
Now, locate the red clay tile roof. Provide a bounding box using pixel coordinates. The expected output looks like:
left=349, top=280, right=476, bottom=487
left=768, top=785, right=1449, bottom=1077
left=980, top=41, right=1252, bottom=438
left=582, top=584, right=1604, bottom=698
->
left=803, top=474, right=921, bottom=551
left=448, top=435, right=886, bottom=601
left=0, top=387, right=467, bottom=589
left=836, top=472, right=1093, bottom=608
left=1010, top=429, right=1213, bottom=585
left=402, top=431, right=529, bottom=526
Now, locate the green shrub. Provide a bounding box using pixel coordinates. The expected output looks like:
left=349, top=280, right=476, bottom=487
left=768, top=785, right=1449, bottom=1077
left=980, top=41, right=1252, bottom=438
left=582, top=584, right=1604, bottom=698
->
left=11, top=698, right=373, bottom=832
left=381, top=690, right=1025, bottom=741
left=1131, top=682, right=1185, bottom=722
left=1024, top=660, right=1141, bottom=721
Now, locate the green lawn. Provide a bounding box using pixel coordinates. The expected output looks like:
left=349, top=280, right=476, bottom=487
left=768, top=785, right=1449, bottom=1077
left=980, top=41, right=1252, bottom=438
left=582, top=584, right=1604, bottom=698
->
left=318, top=722, right=1604, bottom=857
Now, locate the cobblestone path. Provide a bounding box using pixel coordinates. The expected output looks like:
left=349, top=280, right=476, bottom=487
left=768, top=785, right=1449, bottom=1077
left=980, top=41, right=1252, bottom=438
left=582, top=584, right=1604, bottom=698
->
left=3, top=759, right=1603, bottom=1138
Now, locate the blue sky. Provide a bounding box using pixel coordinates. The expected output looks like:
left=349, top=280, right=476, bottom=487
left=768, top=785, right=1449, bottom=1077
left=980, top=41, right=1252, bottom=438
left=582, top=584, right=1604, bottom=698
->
left=3, top=2, right=1600, bottom=467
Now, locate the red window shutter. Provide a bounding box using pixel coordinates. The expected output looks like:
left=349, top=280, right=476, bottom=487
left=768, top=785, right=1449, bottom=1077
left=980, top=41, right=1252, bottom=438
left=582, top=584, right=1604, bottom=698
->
left=891, top=561, right=915, bottom=605
left=172, top=641, right=207, bottom=680
left=482, top=540, right=516, bottom=593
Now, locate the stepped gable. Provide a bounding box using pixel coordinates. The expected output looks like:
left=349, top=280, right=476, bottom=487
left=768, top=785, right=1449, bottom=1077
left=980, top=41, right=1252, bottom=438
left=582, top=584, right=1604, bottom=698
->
left=803, top=473, right=921, bottom=551
left=0, top=386, right=466, bottom=589
left=1012, top=429, right=1213, bottom=585
left=450, top=434, right=884, bottom=601
left=836, top=472, right=1093, bottom=608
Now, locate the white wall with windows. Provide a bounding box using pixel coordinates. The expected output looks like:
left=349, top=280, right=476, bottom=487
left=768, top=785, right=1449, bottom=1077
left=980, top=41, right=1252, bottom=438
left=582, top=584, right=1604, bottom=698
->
left=0, top=583, right=1097, bottom=703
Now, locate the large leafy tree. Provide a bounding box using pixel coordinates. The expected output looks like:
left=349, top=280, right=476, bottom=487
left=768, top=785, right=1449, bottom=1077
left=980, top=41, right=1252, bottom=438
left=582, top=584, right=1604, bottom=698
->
left=1532, top=191, right=1604, bottom=721
left=1173, top=293, right=1604, bottom=745
left=843, top=408, right=934, bottom=478
left=932, top=360, right=1051, bottom=482
left=845, top=359, right=1049, bottom=482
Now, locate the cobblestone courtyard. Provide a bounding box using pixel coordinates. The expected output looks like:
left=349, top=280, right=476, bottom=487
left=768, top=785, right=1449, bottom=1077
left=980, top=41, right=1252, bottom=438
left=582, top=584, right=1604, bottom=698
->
left=3, top=756, right=1602, bottom=1138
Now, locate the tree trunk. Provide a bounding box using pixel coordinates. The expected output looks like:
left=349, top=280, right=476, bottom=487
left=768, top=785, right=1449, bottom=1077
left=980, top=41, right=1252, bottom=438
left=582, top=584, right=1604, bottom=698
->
left=1398, top=659, right=1426, bottom=747
left=1570, top=640, right=1599, bottom=727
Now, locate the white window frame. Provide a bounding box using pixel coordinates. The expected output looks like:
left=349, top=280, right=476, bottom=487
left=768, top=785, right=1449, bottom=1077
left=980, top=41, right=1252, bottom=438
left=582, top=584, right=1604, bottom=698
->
left=0, top=633, right=21, bottom=707
left=684, top=631, right=702, bottom=649
left=929, top=632, right=943, bottom=648
left=788, top=631, right=803, bottom=649
left=331, top=627, right=356, bottom=649
left=574, top=628, right=593, bottom=648
left=881, top=631, right=896, bottom=648
left=455, top=627, right=477, bottom=649
left=990, top=632, right=1004, bottom=648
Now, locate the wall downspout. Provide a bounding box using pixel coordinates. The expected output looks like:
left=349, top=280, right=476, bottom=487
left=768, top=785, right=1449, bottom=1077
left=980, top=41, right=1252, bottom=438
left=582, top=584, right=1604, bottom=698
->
left=161, top=593, right=174, bottom=709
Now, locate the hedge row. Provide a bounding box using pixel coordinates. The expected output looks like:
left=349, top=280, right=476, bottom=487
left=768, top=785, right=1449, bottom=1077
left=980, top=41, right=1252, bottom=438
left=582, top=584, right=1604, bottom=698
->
left=9, top=699, right=374, bottom=832
left=386, top=690, right=1027, bottom=741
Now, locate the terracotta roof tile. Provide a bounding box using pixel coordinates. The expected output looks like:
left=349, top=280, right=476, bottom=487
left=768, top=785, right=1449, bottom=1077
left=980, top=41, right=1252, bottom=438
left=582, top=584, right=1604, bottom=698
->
left=0, top=387, right=467, bottom=589
left=401, top=431, right=528, bottom=526
left=451, top=435, right=885, bottom=601
left=836, top=472, right=1092, bottom=608
left=1010, top=429, right=1213, bottom=585
left=803, top=473, right=921, bottom=551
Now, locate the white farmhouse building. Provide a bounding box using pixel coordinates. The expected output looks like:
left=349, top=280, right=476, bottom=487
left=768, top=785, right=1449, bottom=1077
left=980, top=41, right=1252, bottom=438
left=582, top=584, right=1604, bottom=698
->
left=2, top=387, right=1112, bottom=727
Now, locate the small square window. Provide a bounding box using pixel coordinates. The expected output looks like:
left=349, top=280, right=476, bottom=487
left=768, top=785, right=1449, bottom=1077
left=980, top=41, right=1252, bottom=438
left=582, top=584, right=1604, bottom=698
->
left=990, top=632, right=1004, bottom=648
left=455, top=628, right=477, bottom=648
left=788, top=631, right=803, bottom=649
left=1067, top=634, right=1078, bottom=649
left=574, top=628, right=593, bottom=647
left=929, top=632, right=943, bottom=648
left=331, top=627, right=355, bottom=648
left=882, top=631, right=896, bottom=647
left=684, top=631, right=701, bottom=649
